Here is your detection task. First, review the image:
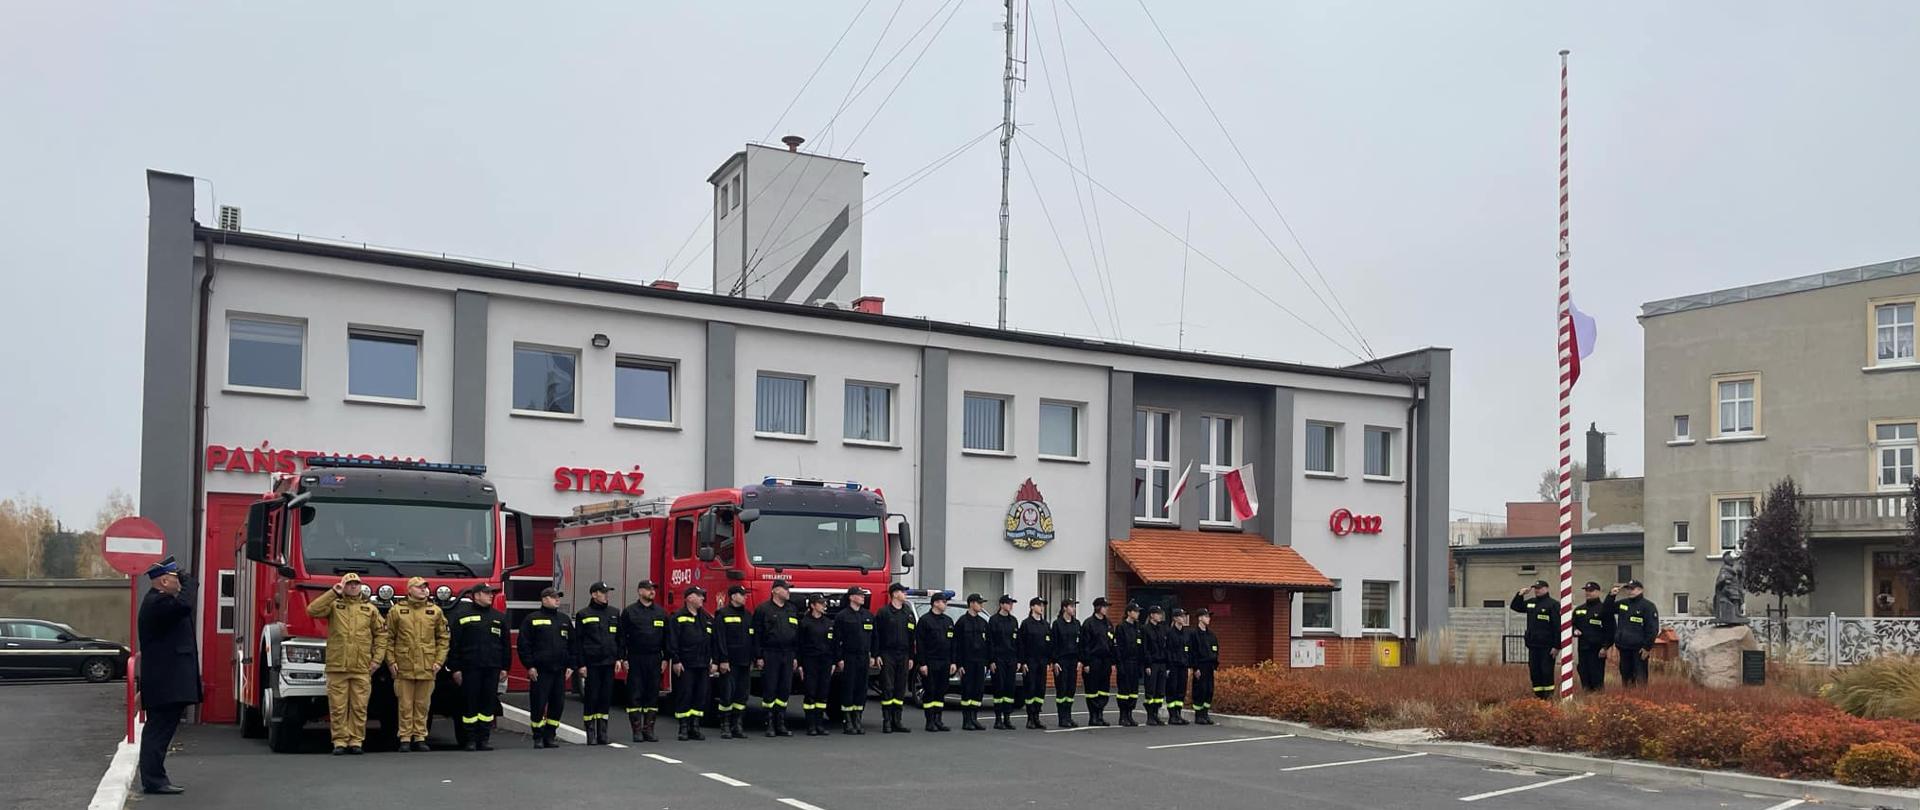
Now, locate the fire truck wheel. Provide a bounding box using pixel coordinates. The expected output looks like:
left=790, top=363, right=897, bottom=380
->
left=265, top=686, right=304, bottom=754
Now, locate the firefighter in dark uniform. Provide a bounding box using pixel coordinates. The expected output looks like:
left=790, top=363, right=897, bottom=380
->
left=667, top=586, right=718, bottom=741
left=832, top=586, right=876, bottom=735
left=1165, top=608, right=1192, bottom=725
left=516, top=587, right=575, bottom=748
left=617, top=579, right=668, bottom=743
left=1142, top=604, right=1169, bottom=726
left=1611, top=580, right=1660, bottom=687
left=447, top=583, right=510, bottom=751
left=1080, top=597, right=1116, bottom=727
left=1190, top=608, right=1220, bottom=724
left=1050, top=598, right=1083, bottom=728
left=954, top=593, right=992, bottom=731
left=1114, top=601, right=1144, bottom=726
left=753, top=578, right=800, bottom=738
left=797, top=593, right=836, bottom=736
left=873, top=582, right=917, bottom=734
left=1572, top=581, right=1614, bottom=692
left=1511, top=579, right=1560, bottom=700
left=572, top=581, right=621, bottom=745
left=1018, top=596, right=1053, bottom=729
left=915, top=591, right=956, bottom=732
left=714, top=585, right=755, bottom=740
left=136, top=558, right=198, bottom=794
left=987, top=594, right=1021, bottom=730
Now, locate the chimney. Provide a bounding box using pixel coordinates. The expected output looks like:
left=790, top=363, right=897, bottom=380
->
left=781, top=135, right=805, bottom=152
left=1586, top=422, right=1606, bottom=480
left=649, top=280, right=681, bottom=291
left=852, top=296, right=885, bottom=315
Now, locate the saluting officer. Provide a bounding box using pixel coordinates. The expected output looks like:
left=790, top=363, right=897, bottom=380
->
left=796, top=593, right=836, bottom=736
left=714, top=585, right=755, bottom=740
left=954, top=594, right=992, bottom=731
left=1142, top=605, right=1169, bottom=726
left=617, top=579, right=669, bottom=743
left=1080, top=597, right=1116, bottom=727
left=753, top=578, right=801, bottom=738
left=386, top=576, right=449, bottom=752
left=1114, top=601, right=1145, bottom=726
left=1611, top=580, right=1660, bottom=687
left=1050, top=598, right=1083, bottom=728
left=667, top=586, right=717, bottom=741
left=1018, top=596, right=1053, bottom=729
left=1511, top=580, right=1559, bottom=700
left=136, top=557, right=198, bottom=795
left=517, top=587, right=575, bottom=748
left=446, top=583, right=510, bottom=751
left=307, top=572, right=388, bottom=755
left=832, top=586, right=876, bottom=735
left=573, top=581, right=621, bottom=745
left=1190, top=608, right=1220, bottom=725
left=1572, top=581, right=1614, bottom=692
left=987, top=594, right=1021, bottom=730
left=873, top=583, right=917, bottom=734
left=915, top=591, right=956, bottom=732
left=1165, top=608, right=1192, bottom=725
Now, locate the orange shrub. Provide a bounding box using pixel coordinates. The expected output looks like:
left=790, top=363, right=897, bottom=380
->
left=1574, top=696, right=1666, bottom=759
left=1433, top=702, right=1484, bottom=741
left=1483, top=699, right=1564, bottom=748
left=1742, top=712, right=1888, bottom=780
left=1304, top=689, right=1379, bottom=730
left=1641, top=706, right=1754, bottom=769
left=1834, top=741, right=1920, bottom=788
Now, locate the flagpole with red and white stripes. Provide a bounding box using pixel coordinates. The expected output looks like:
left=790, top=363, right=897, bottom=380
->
left=1554, top=48, right=1579, bottom=700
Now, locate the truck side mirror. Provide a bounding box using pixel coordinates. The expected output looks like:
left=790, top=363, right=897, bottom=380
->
left=738, top=508, right=761, bottom=525
left=899, top=552, right=915, bottom=571
left=697, top=545, right=716, bottom=563
left=244, top=501, right=273, bottom=563
left=697, top=511, right=717, bottom=548
left=513, top=510, right=534, bottom=567
left=896, top=521, right=912, bottom=552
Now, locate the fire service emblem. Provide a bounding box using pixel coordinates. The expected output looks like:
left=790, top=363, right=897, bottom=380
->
left=1004, top=478, right=1056, bottom=550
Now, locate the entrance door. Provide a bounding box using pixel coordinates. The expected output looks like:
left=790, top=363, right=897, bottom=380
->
left=1872, top=551, right=1920, bottom=617
left=200, top=494, right=255, bottom=723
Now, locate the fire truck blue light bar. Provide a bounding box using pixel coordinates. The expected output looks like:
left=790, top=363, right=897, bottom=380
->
left=762, top=476, right=862, bottom=490
left=307, top=456, right=488, bottom=476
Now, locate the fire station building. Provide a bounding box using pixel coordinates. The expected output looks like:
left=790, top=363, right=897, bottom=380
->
left=138, top=156, right=1450, bottom=719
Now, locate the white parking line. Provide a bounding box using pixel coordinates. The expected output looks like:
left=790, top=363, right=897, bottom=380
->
left=643, top=753, right=683, bottom=764
left=1280, top=752, right=1427, bottom=772
left=608, top=742, right=628, bottom=749
left=1756, top=801, right=1804, bottom=810
left=701, top=772, right=751, bottom=787
left=1457, top=772, right=1594, bottom=802
left=1043, top=724, right=1127, bottom=733
left=779, top=800, right=829, bottom=810
left=1147, top=734, right=1294, bottom=749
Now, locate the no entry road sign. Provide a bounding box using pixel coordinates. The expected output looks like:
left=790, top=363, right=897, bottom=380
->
left=102, top=516, right=167, bottom=576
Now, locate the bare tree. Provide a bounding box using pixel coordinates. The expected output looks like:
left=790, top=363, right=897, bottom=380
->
left=1536, top=462, right=1616, bottom=502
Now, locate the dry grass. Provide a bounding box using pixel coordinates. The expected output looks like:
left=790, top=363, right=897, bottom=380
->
left=1830, top=657, right=1920, bottom=721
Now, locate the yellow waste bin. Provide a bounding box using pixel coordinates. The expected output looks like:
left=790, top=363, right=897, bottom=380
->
left=1374, top=639, right=1402, bottom=668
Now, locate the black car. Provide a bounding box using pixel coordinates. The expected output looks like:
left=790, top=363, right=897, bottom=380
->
left=0, top=618, right=132, bottom=682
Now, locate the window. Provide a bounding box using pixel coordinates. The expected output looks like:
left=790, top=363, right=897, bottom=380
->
left=1037, top=572, right=1079, bottom=609
left=755, top=374, right=810, bottom=436
left=227, top=316, right=304, bottom=392
left=1712, top=375, right=1758, bottom=436
left=1300, top=590, right=1334, bottom=631
left=1518, top=564, right=1538, bottom=574
left=673, top=517, right=694, bottom=560
left=730, top=175, right=741, bottom=210
left=843, top=382, right=893, bottom=443
left=512, top=345, right=578, bottom=415
left=1039, top=401, right=1082, bottom=459
left=1878, top=302, right=1915, bottom=364
left=963, top=569, right=1008, bottom=603
left=963, top=394, right=1009, bottom=453
left=1364, top=427, right=1395, bottom=478
left=1481, top=600, right=1504, bottom=608
left=1672, top=521, right=1691, bottom=548
left=1616, top=565, right=1633, bottom=584
left=1361, top=582, right=1393, bottom=631
left=1716, top=496, right=1755, bottom=555
left=217, top=570, right=236, bottom=633
left=1200, top=415, right=1238, bottom=524
left=8, top=622, right=63, bottom=641
left=1673, top=415, right=1691, bottom=441
left=614, top=358, right=675, bottom=425
left=1876, top=422, right=1918, bottom=490
left=346, top=328, right=419, bottom=402
left=718, top=183, right=729, bottom=218
left=1674, top=593, right=1690, bottom=615
left=1306, top=421, right=1340, bottom=474
left=1133, top=409, right=1175, bottom=521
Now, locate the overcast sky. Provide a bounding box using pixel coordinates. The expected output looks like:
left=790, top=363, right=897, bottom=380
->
left=3, top=2, right=1918, bottom=527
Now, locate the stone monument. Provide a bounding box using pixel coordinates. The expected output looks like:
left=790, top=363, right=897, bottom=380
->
left=1690, top=549, right=1760, bottom=688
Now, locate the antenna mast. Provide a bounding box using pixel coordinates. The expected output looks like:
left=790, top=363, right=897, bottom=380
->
left=997, top=0, right=1017, bottom=329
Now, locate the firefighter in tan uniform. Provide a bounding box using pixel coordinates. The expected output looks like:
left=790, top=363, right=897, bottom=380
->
left=385, top=576, right=450, bottom=752
left=306, top=572, right=390, bottom=755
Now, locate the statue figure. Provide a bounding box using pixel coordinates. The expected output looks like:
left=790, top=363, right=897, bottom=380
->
left=1712, top=548, right=1749, bottom=626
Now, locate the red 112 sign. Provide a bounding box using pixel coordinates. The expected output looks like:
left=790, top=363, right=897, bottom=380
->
left=1328, top=508, right=1384, bottom=536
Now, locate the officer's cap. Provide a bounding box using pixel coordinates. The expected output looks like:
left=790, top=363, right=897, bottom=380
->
left=469, top=582, right=501, bottom=594
left=341, top=572, right=363, bottom=584
left=1147, top=605, right=1165, bottom=615
left=888, top=583, right=908, bottom=593
left=145, top=558, right=182, bottom=580
left=1125, top=602, right=1142, bottom=613
left=998, top=594, right=1017, bottom=605
left=1029, top=597, right=1048, bottom=607
left=406, top=576, right=429, bottom=589
left=846, top=586, right=868, bottom=597
left=1582, top=581, right=1602, bottom=591
left=1193, top=608, right=1212, bottom=618
left=685, top=585, right=707, bottom=597
left=806, top=593, right=828, bottom=605
left=727, top=585, right=749, bottom=596
left=1170, top=608, right=1188, bottom=618
left=1092, top=597, right=1110, bottom=608
left=1624, top=579, right=1644, bottom=589
left=770, top=578, right=791, bottom=590
left=930, top=591, right=950, bottom=604
left=589, top=581, right=613, bottom=594
left=635, top=579, right=657, bottom=590
left=1060, top=597, right=1079, bottom=607
left=966, top=593, right=986, bottom=605
left=1531, top=579, right=1551, bottom=588
left=540, top=586, right=564, bottom=598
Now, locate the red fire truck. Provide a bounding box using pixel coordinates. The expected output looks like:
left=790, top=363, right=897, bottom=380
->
left=233, top=457, right=536, bottom=752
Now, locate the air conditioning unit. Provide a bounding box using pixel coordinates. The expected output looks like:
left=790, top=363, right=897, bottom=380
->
left=218, top=205, right=243, bottom=231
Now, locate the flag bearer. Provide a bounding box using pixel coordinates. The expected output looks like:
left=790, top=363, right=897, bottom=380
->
left=714, top=585, right=755, bottom=740
left=797, top=593, right=836, bottom=736
left=954, top=594, right=993, bottom=731
left=1190, top=608, right=1220, bottom=725
left=618, top=580, right=668, bottom=743
left=915, top=591, right=956, bottom=732
left=571, top=582, right=620, bottom=745
left=1142, top=605, right=1169, bottom=726
left=1511, top=580, right=1559, bottom=700
left=1114, top=602, right=1144, bottom=726
left=832, top=586, right=876, bottom=735
left=667, top=586, right=717, bottom=741
left=1080, top=597, right=1116, bottom=727
left=1050, top=598, right=1083, bottom=728
left=517, top=587, right=575, bottom=748
left=447, top=583, right=509, bottom=751
left=1018, top=597, right=1053, bottom=730
left=307, top=573, right=389, bottom=755
left=754, top=578, right=801, bottom=738
left=386, top=577, right=449, bottom=752
left=1572, top=581, right=1614, bottom=692
left=1165, top=608, right=1192, bottom=725
left=987, top=594, right=1021, bottom=729
left=873, top=583, right=917, bottom=734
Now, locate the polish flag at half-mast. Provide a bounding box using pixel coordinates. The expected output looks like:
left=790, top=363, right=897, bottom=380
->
left=1163, top=462, right=1193, bottom=514
left=1223, top=465, right=1260, bottom=521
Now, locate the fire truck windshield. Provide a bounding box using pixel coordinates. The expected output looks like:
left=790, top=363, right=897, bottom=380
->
left=301, top=500, right=496, bottom=576
left=744, top=513, right=885, bottom=570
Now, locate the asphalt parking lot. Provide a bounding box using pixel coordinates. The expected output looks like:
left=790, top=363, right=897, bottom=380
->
left=0, top=678, right=127, bottom=807
left=149, top=697, right=1855, bottom=810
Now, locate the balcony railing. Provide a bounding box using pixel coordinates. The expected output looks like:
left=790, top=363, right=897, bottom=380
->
left=1799, top=492, right=1914, bottom=537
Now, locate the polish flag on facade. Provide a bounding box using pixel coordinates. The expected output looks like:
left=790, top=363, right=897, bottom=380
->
left=1164, top=461, right=1193, bottom=514
left=1223, top=465, right=1260, bottom=521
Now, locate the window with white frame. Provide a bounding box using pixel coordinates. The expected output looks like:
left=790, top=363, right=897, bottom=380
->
left=844, top=382, right=893, bottom=443
left=614, top=357, right=675, bottom=425
left=1878, top=302, right=1915, bottom=364
left=1037, top=571, right=1079, bottom=609
left=1716, top=496, right=1755, bottom=555
left=1876, top=422, right=1917, bottom=490
left=718, top=183, right=729, bottom=218
left=1672, top=521, right=1691, bottom=548
left=1039, top=401, right=1081, bottom=459
left=730, top=175, right=742, bottom=210
left=1300, top=588, right=1334, bottom=632
left=1133, top=409, right=1174, bottom=521
left=1364, top=426, right=1396, bottom=478
left=1305, top=421, right=1340, bottom=474
left=1714, top=377, right=1757, bottom=436
left=963, top=569, right=1008, bottom=604
left=1673, top=415, right=1691, bottom=441
left=1674, top=592, right=1691, bottom=615
left=227, top=316, right=305, bottom=392
left=1361, top=581, right=1393, bottom=631
left=755, top=374, right=810, bottom=436
left=347, top=327, right=419, bottom=402
left=217, top=570, right=236, bottom=633
left=1201, top=415, right=1238, bottom=524
left=962, top=394, right=1010, bottom=453
left=512, top=345, right=578, bottom=415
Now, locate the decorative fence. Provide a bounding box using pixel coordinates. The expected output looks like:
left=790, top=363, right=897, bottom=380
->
left=1666, top=616, right=1920, bottom=667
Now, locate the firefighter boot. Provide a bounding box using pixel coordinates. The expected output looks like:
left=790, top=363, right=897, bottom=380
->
left=777, top=712, right=794, bottom=737
left=1146, top=705, right=1164, bottom=726
left=599, top=718, right=611, bottom=744
left=1058, top=704, right=1079, bottom=728
left=461, top=723, right=477, bottom=751
left=731, top=713, right=748, bottom=740
left=924, top=708, right=939, bottom=732
left=997, top=707, right=1014, bottom=730
left=1169, top=706, right=1189, bottom=726
left=1119, top=700, right=1137, bottom=727
left=1196, top=708, right=1213, bottom=725
left=894, top=706, right=912, bottom=733
left=843, top=713, right=857, bottom=735
left=854, top=710, right=867, bottom=734
left=643, top=712, right=660, bottom=743
left=687, top=717, right=706, bottom=741
left=767, top=711, right=780, bottom=738
left=1026, top=705, right=1045, bottom=730
left=936, top=709, right=951, bottom=732
left=676, top=718, right=691, bottom=741
left=630, top=712, right=646, bottom=742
